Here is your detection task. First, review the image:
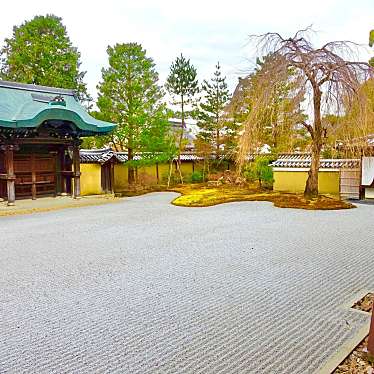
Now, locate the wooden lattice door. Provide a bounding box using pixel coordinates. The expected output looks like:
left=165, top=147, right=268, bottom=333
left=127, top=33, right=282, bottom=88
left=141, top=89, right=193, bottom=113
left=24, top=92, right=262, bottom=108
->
left=15, top=153, right=56, bottom=199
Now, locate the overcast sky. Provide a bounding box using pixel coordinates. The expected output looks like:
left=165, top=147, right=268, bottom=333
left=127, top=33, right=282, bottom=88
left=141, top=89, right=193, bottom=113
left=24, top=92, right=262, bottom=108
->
left=1, top=0, right=373, bottom=99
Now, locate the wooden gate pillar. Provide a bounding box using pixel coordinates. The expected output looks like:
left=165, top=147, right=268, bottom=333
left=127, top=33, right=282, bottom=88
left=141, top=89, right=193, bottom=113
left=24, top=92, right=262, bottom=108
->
left=1, top=145, right=18, bottom=206
left=56, top=146, right=64, bottom=196
left=367, top=308, right=374, bottom=358
left=110, top=160, right=115, bottom=194
left=72, top=142, right=81, bottom=199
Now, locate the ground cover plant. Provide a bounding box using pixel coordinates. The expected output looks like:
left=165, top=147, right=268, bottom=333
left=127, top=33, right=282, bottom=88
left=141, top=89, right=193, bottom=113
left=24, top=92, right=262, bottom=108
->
left=118, top=168, right=354, bottom=210
left=170, top=184, right=354, bottom=210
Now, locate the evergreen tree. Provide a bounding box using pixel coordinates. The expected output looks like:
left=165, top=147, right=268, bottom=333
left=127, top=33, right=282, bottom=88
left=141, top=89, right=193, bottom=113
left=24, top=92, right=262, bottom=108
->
left=196, top=62, right=230, bottom=159
left=97, top=43, right=172, bottom=184
left=0, top=14, right=89, bottom=102
left=166, top=54, right=198, bottom=182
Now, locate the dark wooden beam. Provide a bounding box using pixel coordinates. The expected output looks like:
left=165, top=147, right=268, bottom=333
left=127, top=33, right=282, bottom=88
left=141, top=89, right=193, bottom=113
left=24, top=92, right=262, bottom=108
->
left=0, top=145, right=19, bottom=206
left=56, top=146, right=67, bottom=196
left=31, top=153, right=36, bottom=200
left=72, top=143, right=81, bottom=198
left=110, top=160, right=115, bottom=194
left=14, top=137, right=74, bottom=145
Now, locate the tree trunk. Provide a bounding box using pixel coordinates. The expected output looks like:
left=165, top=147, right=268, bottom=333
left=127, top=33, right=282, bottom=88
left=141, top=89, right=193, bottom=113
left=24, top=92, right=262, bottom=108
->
left=304, top=141, right=322, bottom=198
left=167, top=160, right=173, bottom=188
left=216, top=110, right=220, bottom=160
left=178, top=96, right=185, bottom=184
left=215, top=85, right=221, bottom=161
left=304, top=88, right=322, bottom=199
left=203, top=157, right=206, bottom=182
left=216, top=128, right=220, bottom=160
left=272, top=122, right=278, bottom=150
left=128, top=148, right=135, bottom=185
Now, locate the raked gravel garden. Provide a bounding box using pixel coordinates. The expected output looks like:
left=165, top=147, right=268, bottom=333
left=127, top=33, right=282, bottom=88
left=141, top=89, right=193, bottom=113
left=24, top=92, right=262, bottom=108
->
left=1, top=193, right=374, bottom=373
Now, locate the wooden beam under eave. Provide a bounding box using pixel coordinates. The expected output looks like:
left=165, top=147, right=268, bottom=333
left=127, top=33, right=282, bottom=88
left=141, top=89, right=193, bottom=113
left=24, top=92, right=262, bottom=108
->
left=14, top=137, right=75, bottom=145
left=72, top=143, right=81, bottom=199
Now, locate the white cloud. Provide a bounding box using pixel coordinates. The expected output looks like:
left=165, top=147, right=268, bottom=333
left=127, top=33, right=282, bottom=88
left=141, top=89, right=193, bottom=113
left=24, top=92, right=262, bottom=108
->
left=0, top=0, right=373, bottom=99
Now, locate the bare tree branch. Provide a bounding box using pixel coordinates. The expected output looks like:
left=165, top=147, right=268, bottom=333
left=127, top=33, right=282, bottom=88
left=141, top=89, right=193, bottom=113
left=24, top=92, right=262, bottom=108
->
left=301, top=121, right=314, bottom=137
left=237, top=28, right=374, bottom=197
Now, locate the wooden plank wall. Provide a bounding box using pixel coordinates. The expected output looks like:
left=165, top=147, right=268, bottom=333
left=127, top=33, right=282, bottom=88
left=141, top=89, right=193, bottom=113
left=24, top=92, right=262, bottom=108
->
left=340, top=168, right=361, bottom=200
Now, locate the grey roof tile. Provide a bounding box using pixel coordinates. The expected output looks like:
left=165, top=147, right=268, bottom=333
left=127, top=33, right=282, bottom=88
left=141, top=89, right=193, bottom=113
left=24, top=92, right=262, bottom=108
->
left=80, top=149, right=204, bottom=164
left=272, top=153, right=360, bottom=169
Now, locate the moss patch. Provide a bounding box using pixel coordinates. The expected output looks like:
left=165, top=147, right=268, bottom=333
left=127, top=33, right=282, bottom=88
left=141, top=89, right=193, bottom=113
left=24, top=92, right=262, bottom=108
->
left=170, top=185, right=355, bottom=210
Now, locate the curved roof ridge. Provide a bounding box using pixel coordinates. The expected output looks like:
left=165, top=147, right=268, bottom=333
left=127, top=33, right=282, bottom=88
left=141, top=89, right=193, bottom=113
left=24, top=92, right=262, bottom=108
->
left=0, top=82, right=116, bottom=135
left=0, top=80, right=75, bottom=96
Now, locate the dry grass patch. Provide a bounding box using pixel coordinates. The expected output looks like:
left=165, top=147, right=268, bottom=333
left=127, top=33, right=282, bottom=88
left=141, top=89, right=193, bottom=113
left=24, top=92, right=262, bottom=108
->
left=334, top=337, right=372, bottom=374
left=170, top=185, right=355, bottom=210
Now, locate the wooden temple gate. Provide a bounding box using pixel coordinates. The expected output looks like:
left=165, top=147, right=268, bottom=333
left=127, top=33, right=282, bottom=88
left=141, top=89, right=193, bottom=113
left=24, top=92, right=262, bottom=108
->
left=0, top=80, right=115, bottom=206
left=0, top=139, right=81, bottom=205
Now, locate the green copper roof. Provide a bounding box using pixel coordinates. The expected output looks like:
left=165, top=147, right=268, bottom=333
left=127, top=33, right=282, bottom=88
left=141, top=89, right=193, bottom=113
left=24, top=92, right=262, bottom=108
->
left=0, top=80, right=116, bottom=135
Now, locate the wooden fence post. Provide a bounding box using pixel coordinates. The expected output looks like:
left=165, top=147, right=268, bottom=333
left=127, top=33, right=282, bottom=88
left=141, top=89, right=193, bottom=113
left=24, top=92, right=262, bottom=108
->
left=367, top=308, right=374, bottom=357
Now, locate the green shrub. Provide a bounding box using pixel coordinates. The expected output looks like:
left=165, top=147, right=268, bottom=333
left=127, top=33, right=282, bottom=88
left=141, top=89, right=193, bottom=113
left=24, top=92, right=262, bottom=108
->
left=188, top=171, right=204, bottom=183
left=161, top=171, right=180, bottom=186
left=243, top=157, right=273, bottom=188
left=321, top=149, right=332, bottom=158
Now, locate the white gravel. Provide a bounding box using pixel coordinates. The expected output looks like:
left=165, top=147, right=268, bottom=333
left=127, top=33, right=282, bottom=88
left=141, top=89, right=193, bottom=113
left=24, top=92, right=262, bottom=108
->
left=1, top=192, right=374, bottom=373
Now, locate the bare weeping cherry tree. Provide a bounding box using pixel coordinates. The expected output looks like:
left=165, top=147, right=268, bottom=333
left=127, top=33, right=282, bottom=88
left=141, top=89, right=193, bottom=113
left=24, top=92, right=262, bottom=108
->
left=237, top=28, right=373, bottom=198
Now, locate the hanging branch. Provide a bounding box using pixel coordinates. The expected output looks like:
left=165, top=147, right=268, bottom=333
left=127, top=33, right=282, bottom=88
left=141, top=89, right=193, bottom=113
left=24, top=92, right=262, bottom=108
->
left=238, top=28, right=373, bottom=198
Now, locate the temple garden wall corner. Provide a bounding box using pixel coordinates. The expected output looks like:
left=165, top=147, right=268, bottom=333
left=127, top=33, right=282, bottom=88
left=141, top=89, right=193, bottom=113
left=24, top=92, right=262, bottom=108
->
left=79, top=148, right=204, bottom=196
left=271, top=154, right=362, bottom=199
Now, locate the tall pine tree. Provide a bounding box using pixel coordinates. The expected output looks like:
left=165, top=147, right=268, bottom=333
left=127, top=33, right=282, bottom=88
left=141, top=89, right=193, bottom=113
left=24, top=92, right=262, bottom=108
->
left=97, top=43, right=171, bottom=184
left=166, top=54, right=198, bottom=182
left=196, top=63, right=230, bottom=159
